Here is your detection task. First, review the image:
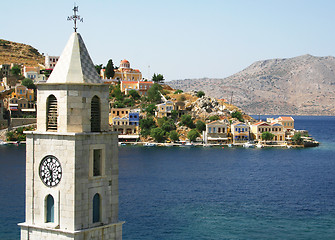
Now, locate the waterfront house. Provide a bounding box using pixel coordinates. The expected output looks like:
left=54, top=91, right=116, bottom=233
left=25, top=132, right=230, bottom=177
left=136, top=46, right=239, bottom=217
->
left=267, top=116, right=294, bottom=131
left=276, top=116, right=294, bottom=131
left=231, top=122, right=250, bottom=143
left=204, top=120, right=230, bottom=144
left=110, top=107, right=130, bottom=119
left=250, top=121, right=285, bottom=143
left=110, top=107, right=139, bottom=142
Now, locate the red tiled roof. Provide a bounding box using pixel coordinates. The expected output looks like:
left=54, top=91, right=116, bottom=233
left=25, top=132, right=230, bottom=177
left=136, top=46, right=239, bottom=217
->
left=278, top=116, right=294, bottom=121
left=254, top=122, right=270, bottom=126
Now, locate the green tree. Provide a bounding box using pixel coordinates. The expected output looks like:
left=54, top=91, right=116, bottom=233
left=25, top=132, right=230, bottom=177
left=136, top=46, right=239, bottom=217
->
left=161, top=119, right=176, bottom=132
left=196, top=91, right=205, bottom=98
left=123, top=98, right=135, bottom=107
left=10, top=65, right=21, bottom=76
left=171, top=110, right=179, bottom=120
left=196, top=120, right=206, bottom=132
left=262, top=132, right=275, bottom=141
left=147, top=83, right=162, bottom=103
left=140, top=117, right=157, bottom=137
left=169, top=130, right=180, bottom=142
left=187, top=129, right=200, bottom=142
left=21, top=78, right=36, bottom=89
left=127, top=89, right=141, bottom=100
left=174, top=89, right=183, bottom=94
left=291, top=132, right=303, bottom=144
left=110, top=84, right=124, bottom=101
left=113, top=101, right=125, bottom=108
left=180, top=115, right=195, bottom=129
left=95, top=64, right=103, bottom=75
left=143, top=103, right=157, bottom=116
left=105, top=59, right=115, bottom=79
left=209, top=115, right=220, bottom=121
left=152, top=73, right=165, bottom=83
left=150, top=127, right=165, bottom=142
left=231, top=111, right=244, bottom=122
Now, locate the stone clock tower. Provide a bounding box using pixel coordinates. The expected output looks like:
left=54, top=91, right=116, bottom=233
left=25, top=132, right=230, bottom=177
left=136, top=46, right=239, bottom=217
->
left=19, top=30, right=123, bottom=239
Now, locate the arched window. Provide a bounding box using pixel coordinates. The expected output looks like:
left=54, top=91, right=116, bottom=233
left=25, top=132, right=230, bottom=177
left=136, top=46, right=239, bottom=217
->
left=91, top=96, right=101, bottom=132
left=47, top=95, right=58, bottom=131
left=93, top=193, right=101, bottom=223
left=46, top=194, right=54, bottom=223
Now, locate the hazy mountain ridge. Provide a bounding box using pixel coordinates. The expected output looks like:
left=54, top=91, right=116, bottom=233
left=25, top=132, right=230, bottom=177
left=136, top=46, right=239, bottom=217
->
left=168, top=54, right=335, bottom=115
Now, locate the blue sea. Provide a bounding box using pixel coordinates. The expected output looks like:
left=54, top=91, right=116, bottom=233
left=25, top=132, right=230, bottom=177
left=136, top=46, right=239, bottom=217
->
left=1, top=116, right=335, bottom=240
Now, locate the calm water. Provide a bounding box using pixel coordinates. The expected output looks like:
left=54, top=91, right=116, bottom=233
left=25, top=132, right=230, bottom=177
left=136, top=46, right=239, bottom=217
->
left=0, top=116, right=335, bottom=240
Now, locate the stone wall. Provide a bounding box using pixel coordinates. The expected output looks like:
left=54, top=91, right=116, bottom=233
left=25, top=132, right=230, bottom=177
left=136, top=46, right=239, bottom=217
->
left=11, top=118, right=36, bottom=127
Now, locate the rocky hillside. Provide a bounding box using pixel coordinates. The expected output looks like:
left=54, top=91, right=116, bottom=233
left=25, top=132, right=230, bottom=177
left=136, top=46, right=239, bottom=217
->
left=168, top=54, right=335, bottom=115
left=0, top=39, right=44, bottom=66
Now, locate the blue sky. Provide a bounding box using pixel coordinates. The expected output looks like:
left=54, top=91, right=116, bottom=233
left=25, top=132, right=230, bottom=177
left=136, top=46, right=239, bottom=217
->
left=2, top=0, right=335, bottom=81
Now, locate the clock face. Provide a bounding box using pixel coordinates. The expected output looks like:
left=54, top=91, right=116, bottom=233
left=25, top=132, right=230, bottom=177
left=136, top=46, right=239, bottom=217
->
left=39, top=155, right=62, bottom=187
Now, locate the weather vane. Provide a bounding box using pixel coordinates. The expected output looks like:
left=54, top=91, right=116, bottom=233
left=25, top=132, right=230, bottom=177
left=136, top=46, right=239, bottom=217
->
left=67, top=4, right=83, bottom=32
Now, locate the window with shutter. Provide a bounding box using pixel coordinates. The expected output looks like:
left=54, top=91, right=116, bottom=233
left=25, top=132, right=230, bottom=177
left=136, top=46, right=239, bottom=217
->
left=91, top=96, right=101, bottom=132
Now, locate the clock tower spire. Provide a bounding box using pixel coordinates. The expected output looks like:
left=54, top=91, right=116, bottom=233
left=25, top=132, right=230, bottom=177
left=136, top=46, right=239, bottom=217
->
left=19, top=6, right=123, bottom=240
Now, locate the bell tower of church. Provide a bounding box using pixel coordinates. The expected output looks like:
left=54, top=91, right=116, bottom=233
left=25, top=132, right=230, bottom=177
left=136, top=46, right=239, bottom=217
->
left=19, top=9, right=123, bottom=240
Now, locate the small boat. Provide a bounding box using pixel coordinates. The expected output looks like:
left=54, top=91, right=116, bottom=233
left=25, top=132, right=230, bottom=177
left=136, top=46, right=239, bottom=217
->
left=118, top=142, right=127, bottom=146
left=0, top=140, right=8, bottom=145
left=185, top=142, right=194, bottom=147
left=256, top=143, right=264, bottom=148
left=243, top=142, right=255, bottom=148
left=228, top=144, right=233, bottom=148
left=144, top=142, right=156, bottom=147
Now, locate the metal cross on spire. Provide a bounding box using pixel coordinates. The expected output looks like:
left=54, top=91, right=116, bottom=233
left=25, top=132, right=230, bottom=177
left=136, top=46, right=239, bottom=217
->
left=67, top=4, right=83, bottom=32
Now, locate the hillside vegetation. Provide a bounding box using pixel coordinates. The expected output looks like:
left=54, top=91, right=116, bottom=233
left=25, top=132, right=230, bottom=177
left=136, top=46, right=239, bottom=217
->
left=0, top=39, right=44, bottom=66
left=168, top=54, right=335, bottom=115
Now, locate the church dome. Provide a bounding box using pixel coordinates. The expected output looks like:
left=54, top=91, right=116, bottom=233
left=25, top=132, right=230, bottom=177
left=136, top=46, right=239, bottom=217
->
left=120, top=59, right=130, bottom=69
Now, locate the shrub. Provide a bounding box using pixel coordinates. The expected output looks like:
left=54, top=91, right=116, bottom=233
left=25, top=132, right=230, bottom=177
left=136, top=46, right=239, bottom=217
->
left=150, top=127, right=165, bottom=142
left=209, top=115, right=219, bottom=121
left=180, top=115, right=195, bottom=129
left=169, top=130, right=180, bottom=142
left=177, top=94, right=186, bottom=102
left=196, top=91, right=205, bottom=98
left=187, top=129, right=200, bottom=142
left=231, top=111, right=244, bottom=122
left=196, top=120, right=206, bottom=132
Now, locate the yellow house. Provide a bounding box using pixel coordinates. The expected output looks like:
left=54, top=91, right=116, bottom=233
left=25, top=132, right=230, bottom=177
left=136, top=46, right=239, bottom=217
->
left=250, top=122, right=285, bottom=142
left=156, top=101, right=174, bottom=118
left=120, top=81, right=139, bottom=93
left=109, top=108, right=130, bottom=124
left=204, top=120, right=230, bottom=144
left=120, top=80, right=154, bottom=96
left=276, top=116, right=294, bottom=131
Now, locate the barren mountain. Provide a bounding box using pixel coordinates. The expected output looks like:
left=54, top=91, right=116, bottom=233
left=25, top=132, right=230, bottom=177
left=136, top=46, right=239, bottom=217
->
left=0, top=39, right=44, bottom=66
left=168, top=54, right=335, bottom=115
